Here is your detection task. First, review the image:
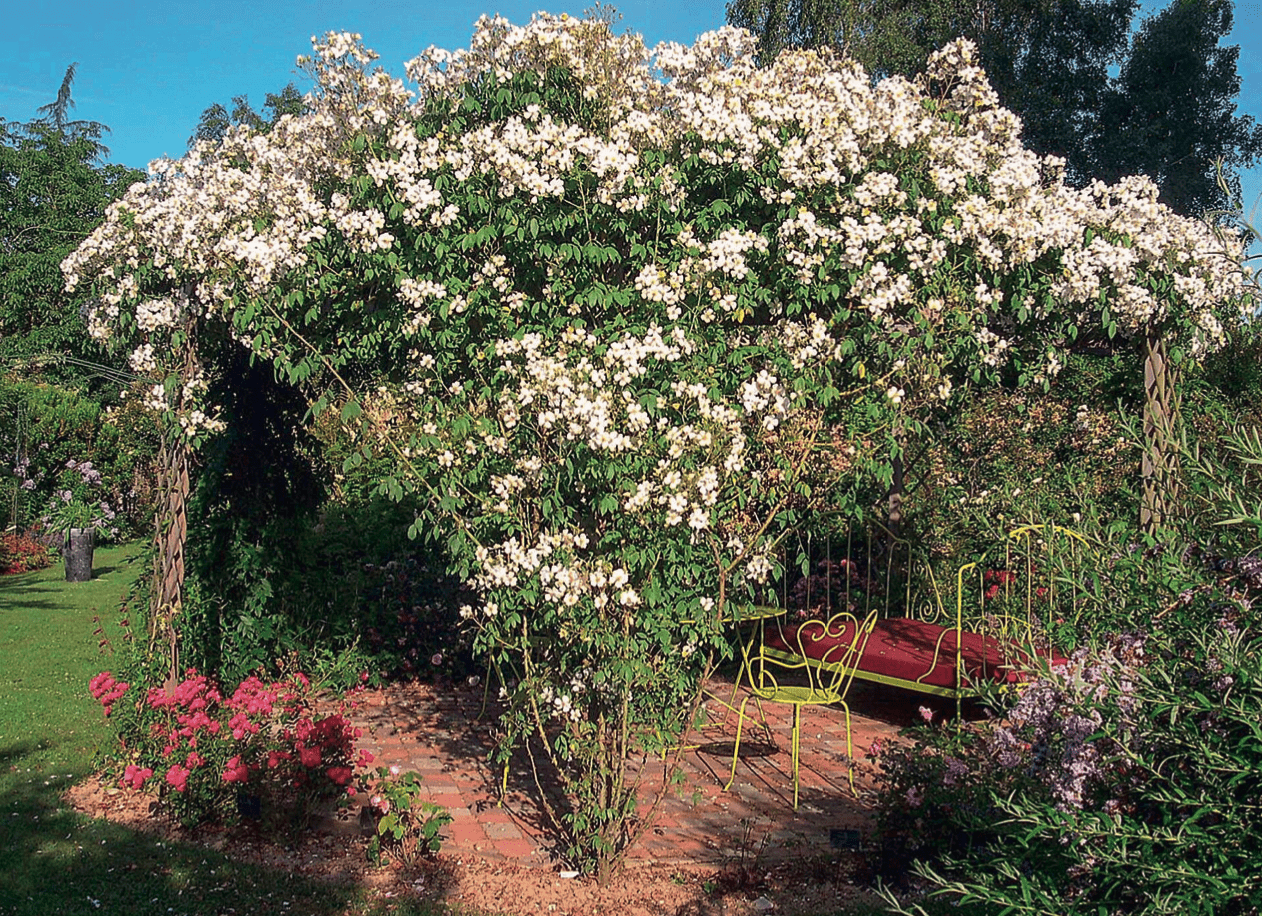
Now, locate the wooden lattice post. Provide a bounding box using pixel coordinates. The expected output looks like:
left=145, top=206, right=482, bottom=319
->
left=1141, top=330, right=1183, bottom=533
left=150, top=430, right=190, bottom=688
left=148, top=289, right=199, bottom=689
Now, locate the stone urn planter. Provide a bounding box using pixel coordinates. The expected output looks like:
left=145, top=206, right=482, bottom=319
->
left=63, top=528, right=95, bottom=582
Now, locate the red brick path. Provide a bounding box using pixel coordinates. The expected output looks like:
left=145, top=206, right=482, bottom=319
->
left=346, top=677, right=926, bottom=870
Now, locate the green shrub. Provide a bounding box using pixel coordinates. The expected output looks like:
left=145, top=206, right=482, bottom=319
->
left=879, top=607, right=1262, bottom=916
left=0, top=378, right=158, bottom=536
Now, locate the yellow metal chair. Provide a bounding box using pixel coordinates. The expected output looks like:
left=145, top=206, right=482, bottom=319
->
left=724, top=608, right=878, bottom=808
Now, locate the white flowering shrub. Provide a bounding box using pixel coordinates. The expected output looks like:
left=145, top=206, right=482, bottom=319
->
left=63, top=13, right=1248, bottom=876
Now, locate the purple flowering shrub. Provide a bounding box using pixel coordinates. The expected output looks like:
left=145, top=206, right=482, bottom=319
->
left=876, top=605, right=1262, bottom=916
left=40, top=458, right=120, bottom=540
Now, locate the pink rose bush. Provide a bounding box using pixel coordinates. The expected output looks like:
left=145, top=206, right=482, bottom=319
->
left=89, top=671, right=130, bottom=718
left=91, top=668, right=371, bottom=825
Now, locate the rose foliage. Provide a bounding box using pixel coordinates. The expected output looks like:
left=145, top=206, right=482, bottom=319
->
left=63, top=14, right=1249, bottom=876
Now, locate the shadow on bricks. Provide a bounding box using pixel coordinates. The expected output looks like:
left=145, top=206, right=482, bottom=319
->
left=343, top=674, right=923, bottom=869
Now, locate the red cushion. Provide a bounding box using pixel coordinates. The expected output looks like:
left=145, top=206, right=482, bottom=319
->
left=763, top=617, right=1067, bottom=690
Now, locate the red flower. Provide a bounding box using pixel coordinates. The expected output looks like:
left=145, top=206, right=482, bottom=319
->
left=356, top=749, right=375, bottom=768
left=298, top=746, right=321, bottom=768
left=121, top=765, right=153, bottom=790
left=326, top=766, right=353, bottom=786
left=222, top=756, right=251, bottom=785
left=165, top=764, right=190, bottom=793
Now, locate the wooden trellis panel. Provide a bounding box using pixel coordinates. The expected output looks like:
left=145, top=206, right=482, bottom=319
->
left=149, top=291, right=199, bottom=688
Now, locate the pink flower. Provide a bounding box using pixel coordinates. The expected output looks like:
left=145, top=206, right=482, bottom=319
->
left=370, top=794, right=390, bottom=815
left=389, top=764, right=401, bottom=777
left=298, top=746, right=321, bottom=768
left=356, top=749, right=375, bottom=768
left=327, top=766, right=353, bottom=786
left=867, top=739, right=883, bottom=757
left=185, top=752, right=205, bottom=769
left=121, top=765, right=153, bottom=790
left=222, top=756, right=251, bottom=785
left=165, top=764, right=190, bottom=793
left=431, top=653, right=443, bottom=666
left=919, top=706, right=934, bottom=723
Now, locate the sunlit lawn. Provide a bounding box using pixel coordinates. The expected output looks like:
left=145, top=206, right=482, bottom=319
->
left=0, top=542, right=440, bottom=916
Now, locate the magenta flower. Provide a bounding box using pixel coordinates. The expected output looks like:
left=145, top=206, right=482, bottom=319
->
left=165, top=764, right=190, bottom=793
left=121, top=765, right=153, bottom=790
left=222, top=756, right=251, bottom=785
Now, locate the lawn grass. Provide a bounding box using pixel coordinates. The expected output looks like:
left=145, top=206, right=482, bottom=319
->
left=0, top=543, right=441, bottom=916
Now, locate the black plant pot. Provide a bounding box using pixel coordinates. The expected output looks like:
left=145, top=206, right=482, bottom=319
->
left=63, top=528, right=95, bottom=582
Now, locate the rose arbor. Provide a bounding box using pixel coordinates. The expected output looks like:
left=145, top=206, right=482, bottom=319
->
left=64, top=14, right=1247, bottom=877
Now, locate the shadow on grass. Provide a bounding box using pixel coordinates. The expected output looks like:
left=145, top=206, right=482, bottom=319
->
left=0, top=578, right=61, bottom=613
left=0, top=761, right=448, bottom=916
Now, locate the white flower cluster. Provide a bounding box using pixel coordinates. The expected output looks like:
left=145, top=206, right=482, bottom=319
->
left=135, top=295, right=183, bottom=333
left=473, top=529, right=640, bottom=615
left=975, top=327, right=1012, bottom=368
left=739, top=370, right=789, bottom=430
left=769, top=315, right=845, bottom=370
left=60, top=17, right=1248, bottom=484
left=66, top=19, right=1245, bottom=370
left=485, top=325, right=794, bottom=536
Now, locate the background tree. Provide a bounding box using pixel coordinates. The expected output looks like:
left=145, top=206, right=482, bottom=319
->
left=0, top=66, right=157, bottom=540
left=1, top=63, right=111, bottom=156
left=0, top=67, right=143, bottom=377
left=187, top=84, right=306, bottom=148
left=1093, top=0, right=1262, bottom=216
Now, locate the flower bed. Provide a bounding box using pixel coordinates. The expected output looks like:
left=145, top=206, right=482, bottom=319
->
left=93, top=668, right=381, bottom=828
left=0, top=531, right=52, bottom=575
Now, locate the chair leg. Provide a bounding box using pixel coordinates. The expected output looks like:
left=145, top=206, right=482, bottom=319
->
left=791, top=704, right=801, bottom=810
left=839, top=701, right=856, bottom=797
left=724, top=696, right=753, bottom=791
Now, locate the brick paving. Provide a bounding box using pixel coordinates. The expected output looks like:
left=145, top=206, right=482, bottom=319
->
left=343, top=676, right=933, bottom=870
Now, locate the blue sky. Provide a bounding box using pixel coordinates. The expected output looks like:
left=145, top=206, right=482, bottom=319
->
left=2, top=0, right=1260, bottom=215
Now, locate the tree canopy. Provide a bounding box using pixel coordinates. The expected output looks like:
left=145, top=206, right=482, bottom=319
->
left=187, top=84, right=308, bottom=149
left=1093, top=0, right=1262, bottom=216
